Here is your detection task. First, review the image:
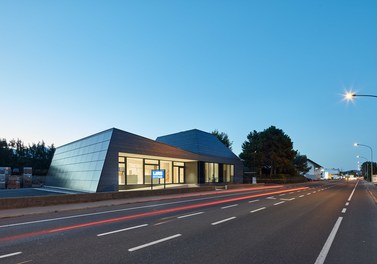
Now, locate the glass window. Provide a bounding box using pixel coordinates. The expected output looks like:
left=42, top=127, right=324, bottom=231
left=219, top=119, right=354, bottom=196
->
left=126, top=158, right=143, bottom=184
left=223, top=164, right=234, bottom=183
left=145, top=164, right=159, bottom=184
left=205, top=163, right=219, bottom=183
left=160, top=161, right=172, bottom=184
left=145, top=159, right=159, bottom=165
left=118, top=163, right=125, bottom=185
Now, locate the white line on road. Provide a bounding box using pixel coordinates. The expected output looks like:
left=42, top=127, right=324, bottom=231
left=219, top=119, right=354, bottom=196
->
left=0, top=190, right=271, bottom=228
left=177, top=212, right=204, bottom=219
left=280, top=198, right=295, bottom=201
left=211, top=217, right=237, bottom=226
left=128, top=234, right=182, bottom=252
left=221, top=204, right=239, bottom=209
left=348, top=181, right=359, bottom=202
left=314, top=217, right=343, bottom=264
left=97, top=224, right=148, bottom=237
left=0, top=252, right=22, bottom=259
left=299, top=195, right=305, bottom=198
left=250, top=207, right=266, bottom=213
left=345, top=202, right=349, bottom=206
left=267, top=196, right=276, bottom=200
left=341, top=208, right=347, bottom=214
left=274, top=201, right=285, bottom=206
left=307, top=193, right=312, bottom=195
left=248, top=199, right=260, bottom=203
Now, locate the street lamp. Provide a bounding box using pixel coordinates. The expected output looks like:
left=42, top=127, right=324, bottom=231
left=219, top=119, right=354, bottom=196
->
left=354, top=143, right=374, bottom=182
left=344, top=91, right=377, bottom=102
left=356, top=155, right=369, bottom=179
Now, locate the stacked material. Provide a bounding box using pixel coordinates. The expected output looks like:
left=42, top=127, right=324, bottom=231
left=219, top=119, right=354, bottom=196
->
left=23, top=175, right=32, bottom=188
left=0, top=167, right=11, bottom=189
left=7, top=175, right=20, bottom=189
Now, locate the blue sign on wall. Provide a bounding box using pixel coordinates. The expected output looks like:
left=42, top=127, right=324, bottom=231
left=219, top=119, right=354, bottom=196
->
left=152, top=170, right=165, bottom=179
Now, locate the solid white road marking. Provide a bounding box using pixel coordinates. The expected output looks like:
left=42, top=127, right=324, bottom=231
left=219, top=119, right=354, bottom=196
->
left=97, top=224, right=148, bottom=237
left=221, top=204, right=239, bottom=209
left=128, top=234, right=182, bottom=252
left=248, top=199, right=260, bottom=203
left=177, top=212, right=204, bottom=219
left=250, top=207, right=266, bottom=213
left=348, top=181, right=359, bottom=202
left=274, top=201, right=285, bottom=206
left=211, top=217, right=237, bottom=226
left=314, top=217, right=343, bottom=264
left=342, top=208, right=347, bottom=214
left=0, top=252, right=22, bottom=259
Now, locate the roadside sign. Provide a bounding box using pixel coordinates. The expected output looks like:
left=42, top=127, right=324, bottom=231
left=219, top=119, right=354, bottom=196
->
left=152, top=170, right=165, bottom=179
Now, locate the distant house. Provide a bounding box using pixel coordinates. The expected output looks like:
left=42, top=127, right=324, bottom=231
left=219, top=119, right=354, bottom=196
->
left=304, top=159, right=323, bottom=180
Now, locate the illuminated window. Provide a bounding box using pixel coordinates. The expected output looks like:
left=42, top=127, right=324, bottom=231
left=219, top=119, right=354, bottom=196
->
left=223, top=164, right=234, bottom=183
left=205, top=163, right=219, bottom=183
left=127, top=158, right=143, bottom=184
left=118, top=163, right=125, bottom=185
left=160, top=161, right=172, bottom=184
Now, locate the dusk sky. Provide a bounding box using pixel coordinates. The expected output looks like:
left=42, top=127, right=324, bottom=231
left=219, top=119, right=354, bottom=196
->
left=1, top=1, right=377, bottom=171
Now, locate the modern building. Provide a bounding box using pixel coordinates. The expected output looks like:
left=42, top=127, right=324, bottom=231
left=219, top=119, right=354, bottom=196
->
left=46, top=128, right=243, bottom=193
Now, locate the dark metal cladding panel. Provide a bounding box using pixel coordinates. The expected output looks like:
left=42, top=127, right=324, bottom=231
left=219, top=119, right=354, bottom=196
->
left=156, top=129, right=239, bottom=160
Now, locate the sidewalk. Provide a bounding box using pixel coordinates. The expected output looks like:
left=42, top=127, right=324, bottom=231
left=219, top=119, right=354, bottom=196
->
left=364, top=180, right=377, bottom=204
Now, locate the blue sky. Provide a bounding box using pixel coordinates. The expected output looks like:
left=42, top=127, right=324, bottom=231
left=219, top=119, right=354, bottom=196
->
left=1, top=1, right=377, bottom=171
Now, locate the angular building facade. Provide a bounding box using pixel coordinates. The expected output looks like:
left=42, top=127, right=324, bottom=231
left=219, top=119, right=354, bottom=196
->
left=47, top=128, right=243, bottom=193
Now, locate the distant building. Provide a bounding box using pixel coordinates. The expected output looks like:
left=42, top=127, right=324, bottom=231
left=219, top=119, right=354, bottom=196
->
left=304, top=159, right=323, bottom=180
left=46, top=128, right=243, bottom=192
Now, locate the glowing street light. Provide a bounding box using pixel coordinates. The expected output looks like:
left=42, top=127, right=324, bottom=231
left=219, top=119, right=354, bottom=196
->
left=354, top=143, right=374, bottom=181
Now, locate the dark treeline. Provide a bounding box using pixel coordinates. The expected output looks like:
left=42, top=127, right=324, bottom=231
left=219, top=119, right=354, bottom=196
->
left=0, top=138, right=55, bottom=175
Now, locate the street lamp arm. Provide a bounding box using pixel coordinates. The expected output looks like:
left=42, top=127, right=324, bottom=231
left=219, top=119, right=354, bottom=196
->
left=353, top=94, right=377, bottom=98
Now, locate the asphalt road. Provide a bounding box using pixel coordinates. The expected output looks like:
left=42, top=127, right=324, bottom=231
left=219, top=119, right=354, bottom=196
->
left=1, top=180, right=376, bottom=264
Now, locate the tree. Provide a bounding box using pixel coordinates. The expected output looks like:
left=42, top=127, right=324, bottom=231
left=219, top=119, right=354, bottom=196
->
left=240, top=126, right=299, bottom=177
left=0, top=138, right=55, bottom=175
left=211, top=130, right=233, bottom=150
left=294, top=153, right=311, bottom=175
left=0, top=138, right=12, bottom=166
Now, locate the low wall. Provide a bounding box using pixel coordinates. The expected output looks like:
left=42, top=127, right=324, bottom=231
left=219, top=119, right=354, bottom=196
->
left=0, top=184, right=267, bottom=210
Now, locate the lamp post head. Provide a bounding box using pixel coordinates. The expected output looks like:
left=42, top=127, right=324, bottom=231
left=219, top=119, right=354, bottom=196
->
left=345, top=91, right=356, bottom=101
left=354, top=143, right=359, bottom=147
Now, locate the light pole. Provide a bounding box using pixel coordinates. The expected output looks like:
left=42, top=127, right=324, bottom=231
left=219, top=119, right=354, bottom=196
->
left=354, top=143, right=374, bottom=182
left=344, top=92, right=377, bottom=101
left=356, top=155, right=369, bottom=179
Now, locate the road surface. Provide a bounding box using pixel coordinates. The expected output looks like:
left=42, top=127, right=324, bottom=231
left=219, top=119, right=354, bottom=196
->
left=1, top=180, right=377, bottom=263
